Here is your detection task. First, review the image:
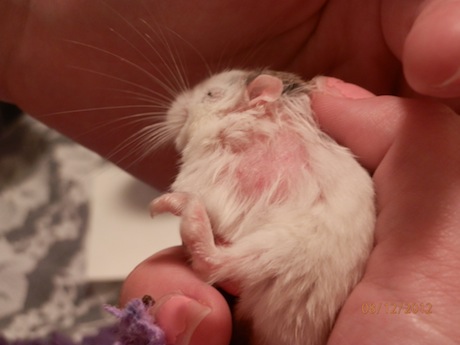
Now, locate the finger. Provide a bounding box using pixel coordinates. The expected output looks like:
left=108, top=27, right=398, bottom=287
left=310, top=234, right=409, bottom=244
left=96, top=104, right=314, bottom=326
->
left=311, top=78, right=458, bottom=175
left=404, top=0, right=460, bottom=97
left=311, top=77, right=403, bottom=172
left=382, top=0, right=460, bottom=98
left=120, top=246, right=232, bottom=345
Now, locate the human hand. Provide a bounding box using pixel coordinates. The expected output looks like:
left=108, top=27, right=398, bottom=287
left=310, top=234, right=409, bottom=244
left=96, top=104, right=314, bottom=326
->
left=119, top=78, right=460, bottom=345
left=1, top=0, right=460, bottom=189
left=313, top=79, right=460, bottom=345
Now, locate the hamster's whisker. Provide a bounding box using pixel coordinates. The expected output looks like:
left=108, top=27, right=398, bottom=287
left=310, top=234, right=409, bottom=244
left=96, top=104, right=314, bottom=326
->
left=139, top=19, right=190, bottom=94
left=110, top=111, right=166, bottom=126
left=97, top=112, right=167, bottom=137
left=65, top=40, right=178, bottom=99
left=136, top=20, right=188, bottom=94
left=162, top=26, right=213, bottom=82
left=101, top=1, right=183, bottom=96
left=107, top=122, right=173, bottom=168
left=105, top=128, right=153, bottom=164
left=67, top=65, right=173, bottom=104
left=41, top=105, right=166, bottom=118
left=139, top=123, right=173, bottom=151
left=99, top=87, right=172, bottom=109
left=107, top=26, right=178, bottom=95
left=128, top=96, right=169, bottom=108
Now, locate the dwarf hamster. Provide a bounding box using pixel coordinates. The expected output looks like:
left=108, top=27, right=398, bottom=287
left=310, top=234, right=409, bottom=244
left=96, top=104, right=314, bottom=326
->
left=150, top=70, right=375, bottom=345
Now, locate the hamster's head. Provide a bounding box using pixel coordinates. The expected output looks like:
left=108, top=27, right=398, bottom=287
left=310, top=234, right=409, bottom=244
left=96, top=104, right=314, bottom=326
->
left=166, top=70, right=249, bottom=150
left=165, top=69, right=309, bottom=151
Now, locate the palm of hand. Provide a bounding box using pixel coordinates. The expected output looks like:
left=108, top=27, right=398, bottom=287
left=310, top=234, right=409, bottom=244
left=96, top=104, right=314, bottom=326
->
left=313, top=94, right=460, bottom=345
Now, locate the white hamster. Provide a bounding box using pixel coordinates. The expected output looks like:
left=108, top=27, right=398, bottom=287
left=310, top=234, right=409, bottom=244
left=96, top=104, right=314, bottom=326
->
left=150, top=70, right=376, bottom=345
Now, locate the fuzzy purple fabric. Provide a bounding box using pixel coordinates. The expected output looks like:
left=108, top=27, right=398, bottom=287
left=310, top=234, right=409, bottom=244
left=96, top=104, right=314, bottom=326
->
left=105, top=296, right=166, bottom=345
left=0, top=297, right=166, bottom=345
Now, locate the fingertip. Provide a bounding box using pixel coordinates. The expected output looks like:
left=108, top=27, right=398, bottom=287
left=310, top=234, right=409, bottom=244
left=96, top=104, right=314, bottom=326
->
left=151, top=294, right=211, bottom=345
left=120, top=247, right=232, bottom=345
left=313, top=77, right=375, bottom=100
left=403, top=1, right=460, bottom=97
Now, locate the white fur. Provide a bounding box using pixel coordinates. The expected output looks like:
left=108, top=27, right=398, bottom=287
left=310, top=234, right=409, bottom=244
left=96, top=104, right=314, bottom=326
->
left=157, top=70, right=375, bottom=345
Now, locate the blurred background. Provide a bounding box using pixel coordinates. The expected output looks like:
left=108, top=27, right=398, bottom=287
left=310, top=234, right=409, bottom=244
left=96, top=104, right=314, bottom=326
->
left=0, top=103, right=180, bottom=342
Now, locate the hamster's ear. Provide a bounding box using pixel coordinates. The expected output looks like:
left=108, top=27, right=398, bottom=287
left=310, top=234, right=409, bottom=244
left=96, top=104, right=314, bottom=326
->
left=247, top=75, right=283, bottom=105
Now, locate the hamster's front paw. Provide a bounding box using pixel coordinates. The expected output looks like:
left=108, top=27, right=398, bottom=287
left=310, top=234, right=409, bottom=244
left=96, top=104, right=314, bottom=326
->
left=150, top=192, right=219, bottom=281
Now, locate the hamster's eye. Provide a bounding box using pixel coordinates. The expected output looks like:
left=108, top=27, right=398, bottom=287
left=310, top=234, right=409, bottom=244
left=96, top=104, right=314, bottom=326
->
left=203, top=88, right=224, bottom=102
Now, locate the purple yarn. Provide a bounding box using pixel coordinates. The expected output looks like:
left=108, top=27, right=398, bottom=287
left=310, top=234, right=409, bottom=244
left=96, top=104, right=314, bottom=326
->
left=104, top=296, right=166, bottom=345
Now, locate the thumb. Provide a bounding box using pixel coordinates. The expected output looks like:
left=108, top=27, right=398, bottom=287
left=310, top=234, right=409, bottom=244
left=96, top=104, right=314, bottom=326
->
left=403, top=0, right=460, bottom=98
left=119, top=246, right=232, bottom=345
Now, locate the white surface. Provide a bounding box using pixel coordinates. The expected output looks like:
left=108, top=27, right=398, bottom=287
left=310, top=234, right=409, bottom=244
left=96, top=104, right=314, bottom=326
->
left=84, top=162, right=180, bottom=281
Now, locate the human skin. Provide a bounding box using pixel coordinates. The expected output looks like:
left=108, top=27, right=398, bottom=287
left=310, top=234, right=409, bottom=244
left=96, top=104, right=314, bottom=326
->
left=1, top=1, right=460, bottom=344
left=312, top=85, right=460, bottom=345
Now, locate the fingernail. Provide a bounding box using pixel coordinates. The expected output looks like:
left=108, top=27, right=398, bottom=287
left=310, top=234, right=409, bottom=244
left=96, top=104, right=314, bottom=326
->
left=435, top=66, right=460, bottom=89
left=314, top=76, right=374, bottom=99
left=153, top=294, right=211, bottom=345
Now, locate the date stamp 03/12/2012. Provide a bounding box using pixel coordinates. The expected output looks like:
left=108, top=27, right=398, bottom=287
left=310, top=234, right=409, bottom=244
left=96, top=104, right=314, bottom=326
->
left=361, top=302, right=433, bottom=315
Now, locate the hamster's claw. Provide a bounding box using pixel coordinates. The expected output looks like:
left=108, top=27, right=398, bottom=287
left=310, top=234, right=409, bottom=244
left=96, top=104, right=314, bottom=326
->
left=150, top=192, right=220, bottom=282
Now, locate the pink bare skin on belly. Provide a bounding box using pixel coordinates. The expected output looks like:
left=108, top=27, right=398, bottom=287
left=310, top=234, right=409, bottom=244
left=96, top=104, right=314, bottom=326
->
left=235, top=130, right=308, bottom=200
